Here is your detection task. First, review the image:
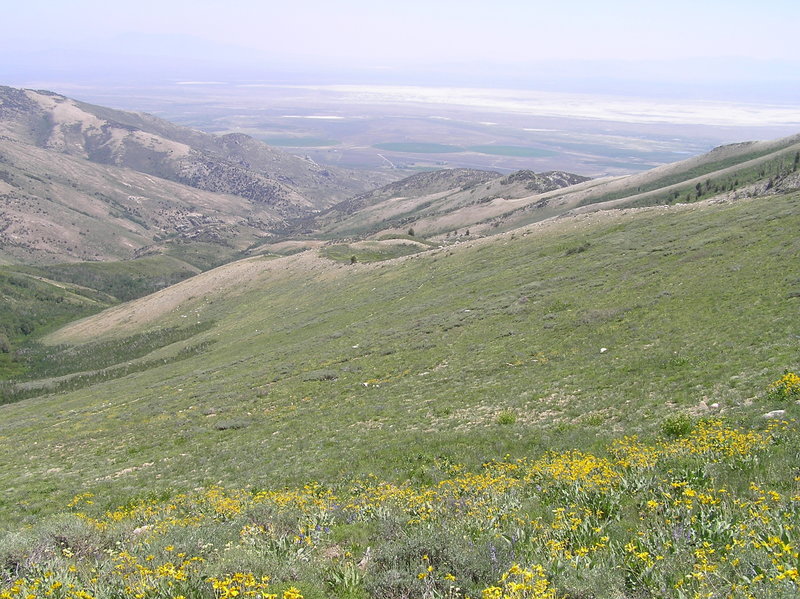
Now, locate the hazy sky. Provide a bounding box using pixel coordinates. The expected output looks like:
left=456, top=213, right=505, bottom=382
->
left=4, top=0, right=800, bottom=92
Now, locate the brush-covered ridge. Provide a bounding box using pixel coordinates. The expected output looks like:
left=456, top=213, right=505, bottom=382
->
left=0, top=416, right=798, bottom=598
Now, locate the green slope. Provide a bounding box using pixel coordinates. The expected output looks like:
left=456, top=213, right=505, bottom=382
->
left=3, top=417, right=797, bottom=599
left=0, top=192, right=798, bottom=528
left=0, top=256, right=202, bottom=381
left=579, top=141, right=800, bottom=208
left=0, top=270, right=113, bottom=379
left=15, top=255, right=201, bottom=302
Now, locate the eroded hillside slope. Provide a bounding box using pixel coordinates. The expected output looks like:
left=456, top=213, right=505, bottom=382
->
left=0, top=86, right=397, bottom=263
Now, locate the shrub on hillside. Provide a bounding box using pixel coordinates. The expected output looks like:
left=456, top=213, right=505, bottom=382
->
left=767, top=371, right=800, bottom=402
left=496, top=410, right=517, bottom=425
left=302, top=369, right=339, bottom=382
left=659, top=413, right=694, bottom=439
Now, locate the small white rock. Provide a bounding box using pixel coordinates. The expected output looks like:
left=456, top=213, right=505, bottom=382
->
left=763, top=409, right=786, bottom=419
left=600, top=347, right=608, bottom=353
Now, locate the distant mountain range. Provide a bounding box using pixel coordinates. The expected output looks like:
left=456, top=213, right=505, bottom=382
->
left=0, top=85, right=391, bottom=263
left=2, top=85, right=800, bottom=266
left=287, top=134, right=800, bottom=243
left=291, top=168, right=591, bottom=240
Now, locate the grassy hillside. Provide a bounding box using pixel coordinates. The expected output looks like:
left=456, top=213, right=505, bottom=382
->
left=2, top=417, right=797, bottom=598
left=0, top=256, right=204, bottom=381
left=1, top=191, right=799, bottom=598
left=16, top=256, right=201, bottom=302
left=0, top=191, right=797, bottom=522
left=579, top=143, right=800, bottom=209
left=0, top=270, right=113, bottom=379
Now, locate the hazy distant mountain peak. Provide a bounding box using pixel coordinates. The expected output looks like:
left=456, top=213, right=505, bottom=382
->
left=0, top=86, right=389, bottom=213
left=22, top=89, right=192, bottom=162
left=3, top=85, right=799, bottom=265
left=0, top=85, right=394, bottom=263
